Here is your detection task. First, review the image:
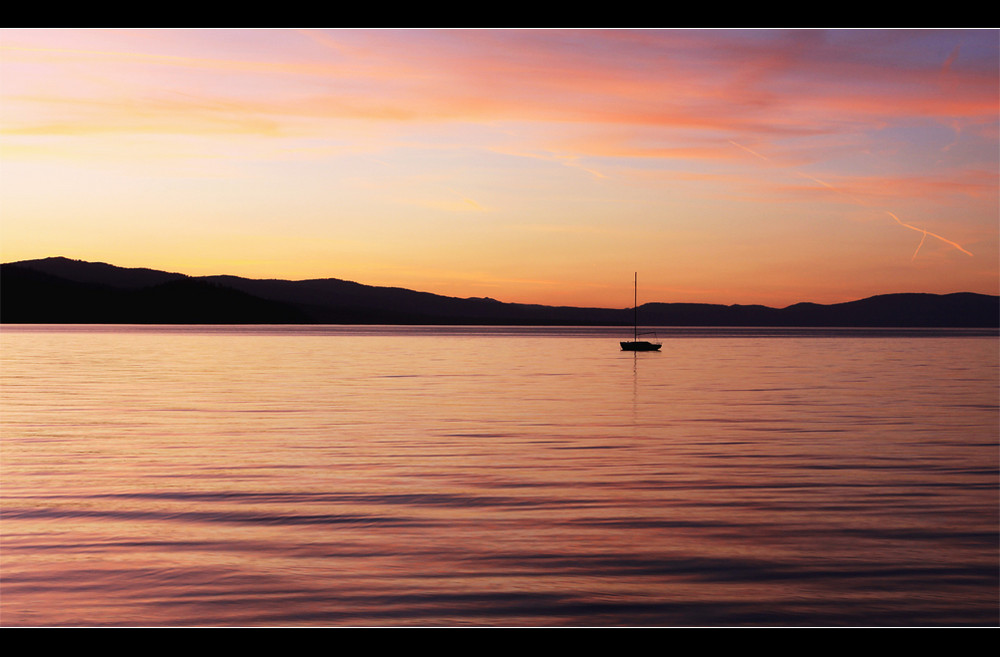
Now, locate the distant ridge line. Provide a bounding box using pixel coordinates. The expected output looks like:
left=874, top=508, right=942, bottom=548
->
left=2, top=257, right=997, bottom=328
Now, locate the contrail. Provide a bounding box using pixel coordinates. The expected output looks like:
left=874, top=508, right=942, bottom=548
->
left=729, top=140, right=772, bottom=162
left=885, top=211, right=973, bottom=259
left=729, top=141, right=973, bottom=259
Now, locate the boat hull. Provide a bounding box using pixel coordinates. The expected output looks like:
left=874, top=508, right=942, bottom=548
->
left=621, top=341, right=661, bottom=351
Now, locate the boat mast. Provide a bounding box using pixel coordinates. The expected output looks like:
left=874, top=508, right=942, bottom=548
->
left=633, top=271, right=638, bottom=342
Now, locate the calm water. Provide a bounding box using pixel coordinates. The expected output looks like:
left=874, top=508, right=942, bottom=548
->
left=1, top=325, right=997, bottom=626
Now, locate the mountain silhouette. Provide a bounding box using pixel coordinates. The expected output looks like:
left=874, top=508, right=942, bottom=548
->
left=2, top=257, right=997, bottom=327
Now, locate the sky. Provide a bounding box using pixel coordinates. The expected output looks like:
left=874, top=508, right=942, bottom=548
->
left=1, top=28, right=997, bottom=309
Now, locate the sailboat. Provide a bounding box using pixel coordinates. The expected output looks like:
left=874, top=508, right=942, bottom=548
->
left=620, top=272, right=662, bottom=351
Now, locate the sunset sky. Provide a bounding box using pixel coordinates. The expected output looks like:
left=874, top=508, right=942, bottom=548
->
left=1, top=28, right=997, bottom=308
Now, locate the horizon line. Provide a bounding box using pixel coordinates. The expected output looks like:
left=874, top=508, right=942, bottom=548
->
left=3, top=255, right=997, bottom=313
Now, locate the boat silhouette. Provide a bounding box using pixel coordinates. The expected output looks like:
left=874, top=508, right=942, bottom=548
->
left=620, top=272, right=661, bottom=351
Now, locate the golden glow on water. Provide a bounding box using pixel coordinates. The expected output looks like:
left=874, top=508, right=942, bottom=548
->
left=1, top=326, right=997, bottom=626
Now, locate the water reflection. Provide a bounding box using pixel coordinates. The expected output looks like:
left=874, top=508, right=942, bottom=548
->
left=1, top=326, right=996, bottom=626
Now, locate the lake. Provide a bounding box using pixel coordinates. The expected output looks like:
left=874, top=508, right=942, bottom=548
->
left=1, top=324, right=997, bottom=626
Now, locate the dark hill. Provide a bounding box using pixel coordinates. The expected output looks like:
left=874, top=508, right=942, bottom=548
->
left=11, top=256, right=187, bottom=290
left=638, top=293, right=999, bottom=328
left=2, top=257, right=997, bottom=327
left=198, top=274, right=623, bottom=325
left=1, top=260, right=307, bottom=324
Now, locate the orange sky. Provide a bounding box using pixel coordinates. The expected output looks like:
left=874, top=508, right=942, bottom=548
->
left=1, top=28, right=997, bottom=308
